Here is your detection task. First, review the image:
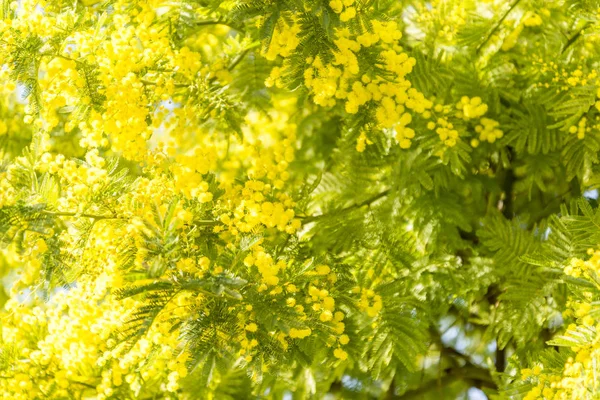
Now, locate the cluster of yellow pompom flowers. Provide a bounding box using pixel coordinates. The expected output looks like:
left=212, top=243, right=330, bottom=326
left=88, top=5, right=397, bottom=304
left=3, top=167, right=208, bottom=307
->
left=0, top=0, right=547, bottom=397
left=329, top=0, right=358, bottom=22
left=0, top=0, right=360, bottom=397
left=519, top=249, right=600, bottom=400
left=265, top=16, right=435, bottom=151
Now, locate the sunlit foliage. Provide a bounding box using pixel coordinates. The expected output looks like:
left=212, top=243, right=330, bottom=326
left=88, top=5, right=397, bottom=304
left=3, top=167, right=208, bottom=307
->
left=2, top=0, right=600, bottom=399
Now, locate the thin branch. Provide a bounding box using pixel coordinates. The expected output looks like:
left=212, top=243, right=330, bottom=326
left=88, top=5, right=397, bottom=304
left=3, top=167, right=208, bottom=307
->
left=193, top=219, right=220, bottom=226
left=395, top=364, right=495, bottom=399
left=194, top=19, right=246, bottom=34
left=500, top=148, right=516, bottom=220
left=39, top=52, right=79, bottom=63
left=405, top=326, right=497, bottom=400
left=206, top=42, right=260, bottom=85
left=561, top=22, right=591, bottom=54
left=491, top=147, right=516, bottom=373
left=299, top=189, right=391, bottom=223
left=227, top=42, right=261, bottom=72
left=43, top=210, right=218, bottom=226
left=139, top=79, right=191, bottom=88
left=528, top=188, right=573, bottom=226
left=41, top=210, right=120, bottom=220
left=476, top=0, right=522, bottom=55
left=68, top=378, right=97, bottom=389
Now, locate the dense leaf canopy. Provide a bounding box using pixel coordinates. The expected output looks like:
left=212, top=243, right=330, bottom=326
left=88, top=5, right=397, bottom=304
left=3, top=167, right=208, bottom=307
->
left=2, top=0, right=600, bottom=399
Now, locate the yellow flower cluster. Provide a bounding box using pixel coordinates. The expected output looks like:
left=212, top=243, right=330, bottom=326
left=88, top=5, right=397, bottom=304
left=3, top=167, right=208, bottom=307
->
left=0, top=0, right=210, bottom=162
left=422, top=97, right=501, bottom=147
left=413, top=0, right=468, bottom=43
left=303, top=56, right=342, bottom=107
left=265, top=66, right=283, bottom=88
left=289, top=327, right=312, bottom=339
left=501, top=11, right=545, bottom=51
left=13, top=237, right=48, bottom=287
left=355, top=131, right=373, bottom=152
left=534, top=60, right=600, bottom=104
left=244, top=243, right=287, bottom=287
left=175, top=256, right=211, bottom=278
left=268, top=17, right=432, bottom=150
left=393, top=112, right=416, bottom=149
left=421, top=99, right=502, bottom=149
left=0, top=0, right=539, bottom=395
left=243, top=110, right=297, bottom=180
left=171, top=146, right=218, bottom=203
left=456, top=96, right=488, bottom=120
left=308, top=284, right=338, bottom=322
left=519, top=249, right=600, bottom=400
left=333, top=347, right=349, bottom=360
left=330, top=0, right=358, bottom=22
left=219, top=180, right=299, bottom=235
left=0, top=223, right=194, bottom=399
left=427, top=116, right=459, bottom=148
left=0, top=92, right=306, bottom=399
left=218, top=260, right=351, bottom=363
left=300, top=264, right=350, bottom=359
left=568, top=117, right=589, bottom=139
left=475, top=118, right=504, bottom=143
left=532, top=61, right=600, bottom=137
left=0, top=0, right=337, bottom=393
left=263, top=20, right=301, bottom=61
left=355, top=287, right=383, bottom=318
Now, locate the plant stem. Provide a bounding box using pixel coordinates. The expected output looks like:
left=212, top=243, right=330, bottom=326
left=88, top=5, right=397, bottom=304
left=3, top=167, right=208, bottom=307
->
left=41, top=210, right=120, bottom=220
left=195, top=19, right=246, bottom=34
left=562, top=22, right=591, bottom=54
left=228, top=42, right=261, bottom=72
left=300, top=189, right=391, bottom=223
left=476, top=0, right=522, bottom=55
